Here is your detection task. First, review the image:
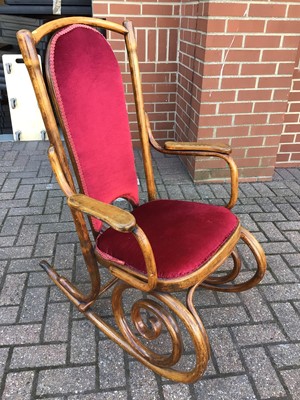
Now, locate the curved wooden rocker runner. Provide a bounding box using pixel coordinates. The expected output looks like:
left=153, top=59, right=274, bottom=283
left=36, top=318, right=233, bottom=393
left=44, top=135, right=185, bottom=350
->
left=17, top=17, right=267, bottom=383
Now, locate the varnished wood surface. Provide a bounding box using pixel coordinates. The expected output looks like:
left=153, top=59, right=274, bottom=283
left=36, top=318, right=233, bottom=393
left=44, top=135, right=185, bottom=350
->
left=164, top=141, right=232, bottom=154
left=68, top=193, right=136, bottom=233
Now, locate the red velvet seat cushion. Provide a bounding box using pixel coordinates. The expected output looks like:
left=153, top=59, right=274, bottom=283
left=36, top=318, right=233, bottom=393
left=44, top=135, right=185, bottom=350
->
left=96, top=200, right=239, bottom=279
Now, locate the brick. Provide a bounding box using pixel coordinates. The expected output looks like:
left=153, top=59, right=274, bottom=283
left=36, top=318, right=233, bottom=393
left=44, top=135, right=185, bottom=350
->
left=262, top=283, right=300, bottom=301
left=0, top=216, right=23, bottom=236
left=0, top=306, right=19, bottom=324
left=281, top=370, right=300, bottom=399
left=68, top=393, right=128, bottom=400
left=249, top=3, right=287, bottom=18
left=209, top=327, right=243, bottom=373
left=271, top=302, right=300, bottom=340
left=43, top=302, right=70, bottom=342
left=268, top=255, right=298, bottom=283
left=0, top=324, right=41, bottom=345
left=232, top=323, right=287, bottom=346
left=99, top=340, right=126, bottom=389
left=242, top=347, right=286, bottom=398
left=34, top=233, right=56, bottom=257
left=200, top=306, right=249, bottom=327
left=37, top=366, right=95, bottom=396
left=129, top=361, right=159, bottom=400
left=71, top=319, right=96, bottom=364
left=0, top=347, right=9, bottom=377
left=194, top=375, right=256, bottom=399
left=240, top=287, right=273, bottom=322
left=2, top=371, right=34, bottom=400
left=20, top=287, right=48, bottom=323
left=269, top=343, right=300, bottom=367
left=0, top=273, right=27, bottom=306
left=10, top=344, right=67, bottom=368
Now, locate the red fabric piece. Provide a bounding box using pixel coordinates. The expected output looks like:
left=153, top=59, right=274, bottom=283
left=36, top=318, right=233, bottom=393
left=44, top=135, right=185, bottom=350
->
left=48, top=25, right=139, bottom=232
left=96, top=200, right=239, bottom=279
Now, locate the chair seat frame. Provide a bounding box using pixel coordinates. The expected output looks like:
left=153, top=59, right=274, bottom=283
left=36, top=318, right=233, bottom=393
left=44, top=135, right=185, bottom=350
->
left=17, top=17, right=266, bottom=383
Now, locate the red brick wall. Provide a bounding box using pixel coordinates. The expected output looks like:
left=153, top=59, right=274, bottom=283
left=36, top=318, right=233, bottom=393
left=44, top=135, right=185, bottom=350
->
left=180, top=1, right=300, bottom=182
left=93, top=1, right=180, bottom=143
left=93, top=1, right=300, bottom=182
left=277, top=45, right=300, bottom=166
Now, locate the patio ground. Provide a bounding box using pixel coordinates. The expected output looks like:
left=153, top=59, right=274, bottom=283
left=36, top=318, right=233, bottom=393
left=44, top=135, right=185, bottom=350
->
left=0, top=140, right=300, bottom=399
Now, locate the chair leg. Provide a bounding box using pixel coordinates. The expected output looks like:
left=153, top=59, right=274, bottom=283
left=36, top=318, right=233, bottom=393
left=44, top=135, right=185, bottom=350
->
left=200, top=226, right=267, bottom=292
left=39, top=265, right=211, bottom=383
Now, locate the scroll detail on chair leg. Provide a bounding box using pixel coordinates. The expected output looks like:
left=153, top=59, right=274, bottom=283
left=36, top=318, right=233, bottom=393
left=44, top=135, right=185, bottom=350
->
left=111, top=282, right=210, bottom=382
left=200, top=227, right=267, bottom=292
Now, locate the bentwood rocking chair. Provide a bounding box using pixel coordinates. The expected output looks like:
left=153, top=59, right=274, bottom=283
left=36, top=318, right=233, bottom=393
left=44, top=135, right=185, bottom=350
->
left=17, top=17, right=266, bottom=383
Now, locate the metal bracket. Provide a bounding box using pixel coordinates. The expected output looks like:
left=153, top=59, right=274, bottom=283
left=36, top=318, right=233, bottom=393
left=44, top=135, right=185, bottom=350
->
left=10, top=98, right=17, bottom=109
left=5, top=63, right=12, bottom=74
left=40, top=130, right=47, bottom=140
left=15, top=130, right=21, bottom=140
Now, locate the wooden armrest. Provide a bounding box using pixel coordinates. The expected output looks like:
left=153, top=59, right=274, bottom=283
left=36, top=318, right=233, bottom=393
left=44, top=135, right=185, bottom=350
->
left=164, top=141, right=231, bottom=155
left=68, top=194, right=136, bottom=233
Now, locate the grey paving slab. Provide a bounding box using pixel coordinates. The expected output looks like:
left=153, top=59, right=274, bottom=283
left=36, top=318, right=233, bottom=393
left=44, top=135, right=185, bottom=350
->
left=1, top=142, right=300, bottom=399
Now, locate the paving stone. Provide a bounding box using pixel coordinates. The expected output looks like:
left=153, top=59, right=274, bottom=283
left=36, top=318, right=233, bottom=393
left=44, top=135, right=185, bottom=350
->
left=1, top=178, right=20, bottom=193
left=269, top=343, right=300, bottom=367
left=200, top=306, right=249, bottom=327
left=209, top=327, right=244, bottom=373
left=16, top=223, right=39, bottom=246
left=280, top=369, right=300, bottom=400
left=68, top=393, right=128, bottom=400
left=129, top=360, right=160, bottom=400
left=277, top=203, right=300, bottom=221
left=257, top=222, right=285, bottom=241
left=2, top=371, right=35, bottom=400
left=20, top=286, right=48, bottom=322
left=43, top=302, right=70, bottom=342
left=9, top=257, right=50, bottom=273
left=242, top=347, right=286, bottom=398
left=194, top=375, right=256, bottom=399
left=40, top=221, right=75, bottom=233
left=10, top=343, right=67, bottom=369
left=14, top=184, right=33, bottom=199
left=162, top=383, right=192, bottom=399
left=232, top=323, right=287, bottom=346
left=0, top=273, right=27, bottom=305
left=8, top=206, right=43, bottom=216
left=34, top=233, right=56, bottom=257
left=54, top=243, right=76, bottom=270
left=0, top=215, right=23, bottom=235
left=0, top=347, right=9, bottom=377
left=37, top=366, right=96, bottom=396
left=99, top=340, right=126, bottom=389
left=262, top=283, right=300, bottom=301
left=262, top=241, right=295, bottom=254
left=240, top=288, right=273, bottom=322
left=70, top=319, right=96, bottom=364
left=0, top=245, right=32, bottom=260
left=0, top=305, right=19, bottom=324
left=0, top=323, right=41, bottom=345
left=284, top=231, right=300, bottom=251
left=28, top=270, right=55, bottom=286
left=283, top=253, right=300, bottom=267
left=268, top=254, right=299, bottom=283
left=271, top=302, right=300, bottom=340
left=24, top=213, right=59, bottom=225
left=0, top=236, right=14, bottom=247
left=277, top=221, right=300, bottom=231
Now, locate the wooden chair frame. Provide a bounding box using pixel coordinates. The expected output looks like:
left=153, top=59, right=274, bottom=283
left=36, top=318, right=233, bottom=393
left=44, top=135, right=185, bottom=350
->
left=17, top=17, right=266, bottom=383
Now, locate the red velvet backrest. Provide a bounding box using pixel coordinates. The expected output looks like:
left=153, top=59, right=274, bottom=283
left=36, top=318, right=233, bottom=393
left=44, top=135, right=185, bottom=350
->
left=47, top=24, right=139, bottom=232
